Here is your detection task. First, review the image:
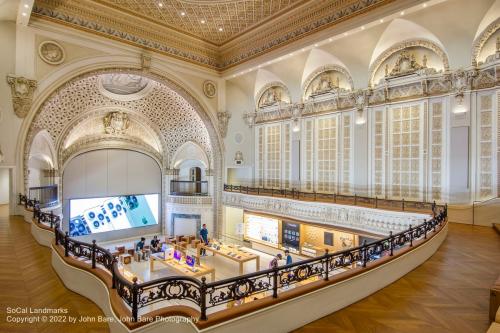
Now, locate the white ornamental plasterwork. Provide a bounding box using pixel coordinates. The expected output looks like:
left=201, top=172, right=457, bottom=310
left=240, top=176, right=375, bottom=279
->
left=38, top=41, right=65, bottom=65
left=255, top=81, right=291, bottom=109
left=27, top=73, right=213, bottom=164
left=61, top=110, right=164, bottom=154
left=369, top=39, right=449, bottom=87
left=103, top=111, right=130, bottom=134
left=217, top=111, right=231, bottom=138
left=471, top=17, right=500, bottom=66
left=6, top=75, right=38, bottom=118
left=222, top=192, right=430, bottom=236
left=302, top=65, right=354, bottom=101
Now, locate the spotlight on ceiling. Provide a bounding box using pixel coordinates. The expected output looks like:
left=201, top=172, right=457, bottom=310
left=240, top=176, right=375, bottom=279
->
left=180, top=11, right=186, bottom=16
left=218, top=27, right=223, bottom=31
left=201, top=19, right=206, bottom=24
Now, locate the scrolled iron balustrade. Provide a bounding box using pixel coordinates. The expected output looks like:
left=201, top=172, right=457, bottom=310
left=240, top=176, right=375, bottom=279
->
left=26, top=194, right=446, bottom=324
left=223, top=184, right=440, bottom=213
left=206, top=271, right=273, bottom=307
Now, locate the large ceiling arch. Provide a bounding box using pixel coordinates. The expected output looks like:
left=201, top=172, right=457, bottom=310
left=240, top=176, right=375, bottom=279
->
left=23, top=68, right=224, bottom=192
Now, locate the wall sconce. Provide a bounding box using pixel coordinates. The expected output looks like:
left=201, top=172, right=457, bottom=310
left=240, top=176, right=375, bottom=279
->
left=292, top=118, right=301, bottom=132
left=355, top=109, right=366, bottom=125
left=234, top=151, right=244, bottom=165
left=453, top=93, right=467, bottom=114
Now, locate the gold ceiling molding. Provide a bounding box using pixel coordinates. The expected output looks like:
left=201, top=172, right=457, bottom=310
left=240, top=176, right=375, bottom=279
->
left=32, top=0, right=397, bottom=70
left=471, top=17, right=500, bottom=66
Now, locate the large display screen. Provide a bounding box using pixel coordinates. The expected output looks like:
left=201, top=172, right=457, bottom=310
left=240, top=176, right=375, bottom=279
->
left=69, top=194, right=159, bottom=236
left=244, top=214, right=279, bottom=247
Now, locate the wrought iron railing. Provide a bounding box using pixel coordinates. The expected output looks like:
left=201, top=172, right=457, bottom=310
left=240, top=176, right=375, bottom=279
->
left=170, top=180, right=209, bottom=196
left=24, top=193, right=447, bottom=324
left=223, top=184, right=439, bottom=212
left=29, top=185, right=58, bottom=207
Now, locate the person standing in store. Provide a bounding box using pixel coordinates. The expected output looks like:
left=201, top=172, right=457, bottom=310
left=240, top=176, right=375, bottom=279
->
left=284, top=249, right=293, bottom=265
left=269, top=253, right=282, bottom=269
left=200, top=224, right=209, bottom=256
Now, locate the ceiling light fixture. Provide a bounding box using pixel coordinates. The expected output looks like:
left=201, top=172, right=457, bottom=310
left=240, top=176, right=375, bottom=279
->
left=158, top=2, right=163, bottom=7
left=344, top=32, right=348, bottom=36
left=21, top=12, right=27, bottom=16
left=201, top=19, right=205, bottom=24
left=423, top=3, right=427, bottom=7
left=361, top=26, right=365, bottom=30
left=400, top=11, right=405, bottom=15
left=180, top=11, right=186, bottom=16
left=379, top=19, right=384, bottom=23
left=328, top=38, right=333, bottom=42
left=314, top=43, right=318, bottom=47
left=218, top=27, right=223, bottom=31
left=24, top=4, right=29, bottom=8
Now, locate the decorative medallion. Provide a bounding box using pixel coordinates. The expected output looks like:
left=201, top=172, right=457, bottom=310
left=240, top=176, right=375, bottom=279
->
left=6, top=75, right=37, bottom=118
left=103, top=111, right=130, bottom=134
left=101, top=74, right=149, bottom=95
left=234, top=132, right=244, bottom=144
left=38, top=41, right=65, bottom=65
left=203, top=81, right=216, bottom=98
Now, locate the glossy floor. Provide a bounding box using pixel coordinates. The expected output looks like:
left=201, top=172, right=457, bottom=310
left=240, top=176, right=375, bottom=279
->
left=294, top=223, right=500, bottom=333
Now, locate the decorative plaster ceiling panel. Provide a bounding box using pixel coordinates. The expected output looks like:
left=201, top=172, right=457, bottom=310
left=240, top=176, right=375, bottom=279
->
left=95, top=0, right=304, bottom=44
left=32, top=0, right=397, bottom=69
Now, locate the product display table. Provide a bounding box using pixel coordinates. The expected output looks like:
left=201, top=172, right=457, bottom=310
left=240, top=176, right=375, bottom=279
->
left=150, top=253, right=215, bottom=282
left=197, top=242, right=260, bottom=275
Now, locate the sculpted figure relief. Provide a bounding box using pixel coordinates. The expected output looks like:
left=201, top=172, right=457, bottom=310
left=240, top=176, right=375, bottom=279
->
left=103, top=111, right=130, bottom=134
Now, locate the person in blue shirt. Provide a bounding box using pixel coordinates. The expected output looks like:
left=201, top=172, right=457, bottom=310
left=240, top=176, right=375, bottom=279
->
left=200, top=224, right=209, bottom=256
left=285, top=249, right=293, bottom=265
left=136, top=237, right=146, bottom=259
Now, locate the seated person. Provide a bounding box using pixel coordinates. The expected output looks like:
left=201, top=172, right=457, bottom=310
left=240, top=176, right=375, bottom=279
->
left=150, top=235, right=160, bottom=253
left=135, top=237, right=147, bottom=260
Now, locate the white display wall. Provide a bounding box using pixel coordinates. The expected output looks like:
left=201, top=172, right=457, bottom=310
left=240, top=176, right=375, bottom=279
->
left=62, top=149, right=162, bottom=242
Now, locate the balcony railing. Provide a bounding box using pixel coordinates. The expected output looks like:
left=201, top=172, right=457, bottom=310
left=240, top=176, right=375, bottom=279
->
left=170, top=180, right=208, bottom=196
left=223, top=184, right=438, bottom=213
left=23, top=192, right=447, bottom=328
left=28, top=185, right=58, bottom=207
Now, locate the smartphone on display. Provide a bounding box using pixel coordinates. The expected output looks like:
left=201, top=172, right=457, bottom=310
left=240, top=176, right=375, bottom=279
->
left=122, top=195, right=157, bottom=228
left=83, top=204, right=115, bottom=233
left=103, top=197, right=130, bottom=230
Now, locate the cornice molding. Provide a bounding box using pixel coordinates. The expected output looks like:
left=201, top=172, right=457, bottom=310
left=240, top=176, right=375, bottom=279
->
left=32, top=0, right=397, bottom=71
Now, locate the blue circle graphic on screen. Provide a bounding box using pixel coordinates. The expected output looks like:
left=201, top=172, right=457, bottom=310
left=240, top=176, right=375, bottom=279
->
left=89, top=212, right=95, bottom=219
left=69, top=222, right=75, bottom=231
left=116, top=205, right=122, bottom=212
left=112, top=211, right=118, bottom=218
left=98, top=214, right=104, bottom=220
left=93, top=221, right=100, bottom=228
left=78, top=224, right=85, bottom=232
left=108, top=202, right=114, bottom=209
left=106, top=216, right=110, bottom=222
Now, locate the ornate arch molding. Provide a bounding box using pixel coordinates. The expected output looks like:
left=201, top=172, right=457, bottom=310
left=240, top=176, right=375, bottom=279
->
left=254, top=81, right=291, bottom=109
left=369, top=39, right=450, bottom=87
left=471, top=17, right=500, bottom=66
left=56, top=106, right=167, bottom=168
left=302, top=64, right=354, bottom=100
left=28, top=129, right=58, bottom=169
left=170, top=140, right=210, bottom=170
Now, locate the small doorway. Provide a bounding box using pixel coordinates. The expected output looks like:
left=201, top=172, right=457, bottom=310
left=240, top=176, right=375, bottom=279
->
left=0, top=168, right=11, bottom=217
left=190, top=167, right=202, bottom=193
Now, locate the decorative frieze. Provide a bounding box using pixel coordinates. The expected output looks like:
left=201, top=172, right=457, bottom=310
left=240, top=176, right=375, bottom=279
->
left=222, top=192, right=430, bottom=236
left=6, top=75, right=37, bottom=118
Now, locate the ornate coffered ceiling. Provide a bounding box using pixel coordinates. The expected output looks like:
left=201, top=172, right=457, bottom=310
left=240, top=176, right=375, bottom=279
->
left=94, top=0, right=303, bottom=45
left=32, top=0, right=398, bottom=70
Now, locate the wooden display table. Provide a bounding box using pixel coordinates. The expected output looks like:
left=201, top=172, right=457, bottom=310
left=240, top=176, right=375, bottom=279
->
left=150, top=253, right=215, bottom=282
left=197, top=242, right=260, bottom=275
